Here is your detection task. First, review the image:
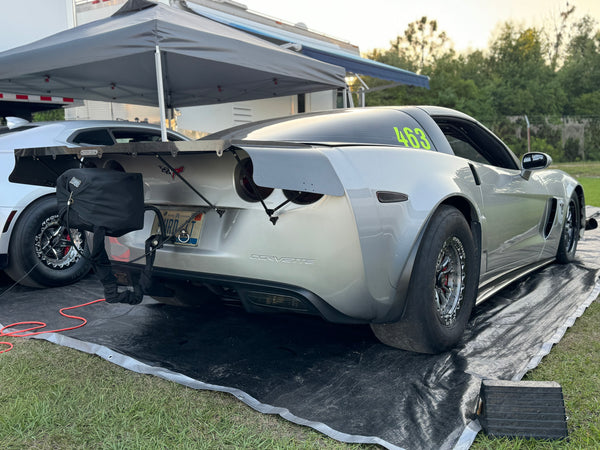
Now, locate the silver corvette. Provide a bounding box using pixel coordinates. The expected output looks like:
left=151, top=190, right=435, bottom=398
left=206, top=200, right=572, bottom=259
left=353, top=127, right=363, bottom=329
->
left=10, top=106, right=596, bottom=353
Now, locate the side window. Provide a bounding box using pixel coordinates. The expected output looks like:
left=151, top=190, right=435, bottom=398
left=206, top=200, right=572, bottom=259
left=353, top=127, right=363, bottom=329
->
left=112, top=129, right=185, bottom=143
left=72, top=129, right=114, bottom=145
left=444, top=134, right=492, bottom=165
left=434, top=118, right=518, bottom=170
left=112, top=129, right=161, bottom=143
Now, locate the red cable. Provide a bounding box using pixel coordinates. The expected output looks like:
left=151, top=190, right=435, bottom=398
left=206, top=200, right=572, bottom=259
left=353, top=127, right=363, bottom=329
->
left=0, top=298, right=106, bottom=354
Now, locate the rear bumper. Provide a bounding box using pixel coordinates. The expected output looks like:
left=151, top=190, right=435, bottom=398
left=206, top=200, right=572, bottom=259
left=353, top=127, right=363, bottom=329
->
left=112, top=262, right=367, bottom=324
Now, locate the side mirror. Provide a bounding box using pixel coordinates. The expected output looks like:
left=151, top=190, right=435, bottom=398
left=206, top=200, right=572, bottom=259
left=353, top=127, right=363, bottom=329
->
left=521, top=152, right=552, bottom=180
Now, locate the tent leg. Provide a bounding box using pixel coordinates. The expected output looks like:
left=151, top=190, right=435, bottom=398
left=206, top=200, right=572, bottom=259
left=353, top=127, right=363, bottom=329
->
left=154, top=45, right=168, bottom=142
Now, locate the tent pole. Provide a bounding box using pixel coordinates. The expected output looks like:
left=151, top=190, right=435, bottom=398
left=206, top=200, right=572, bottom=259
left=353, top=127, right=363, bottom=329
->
left=154, top=45, right=168, bottom=142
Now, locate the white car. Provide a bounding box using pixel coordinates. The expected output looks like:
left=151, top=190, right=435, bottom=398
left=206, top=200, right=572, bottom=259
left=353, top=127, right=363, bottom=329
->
left=0, top=118, right=188, bottom=287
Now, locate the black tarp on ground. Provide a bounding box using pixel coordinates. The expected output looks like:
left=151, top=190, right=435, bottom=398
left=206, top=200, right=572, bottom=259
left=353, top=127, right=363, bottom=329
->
left=1, top=208, right=599, bottom=450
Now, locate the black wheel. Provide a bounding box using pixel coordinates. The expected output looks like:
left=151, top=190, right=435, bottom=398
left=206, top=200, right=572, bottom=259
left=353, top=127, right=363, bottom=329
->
left=5, top=195, right=91, bottom=288
left=371, top=205, right=479, bottom=354
left=556, top=194, right=580, bottom=264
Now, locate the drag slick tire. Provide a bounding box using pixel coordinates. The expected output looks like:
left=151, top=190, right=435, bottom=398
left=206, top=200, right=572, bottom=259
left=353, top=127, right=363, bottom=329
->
left=556, top=194, right=580, bottom=264
left=371, top=205, right=479, bottom=354
left=5, top=195, right=91, bottom=288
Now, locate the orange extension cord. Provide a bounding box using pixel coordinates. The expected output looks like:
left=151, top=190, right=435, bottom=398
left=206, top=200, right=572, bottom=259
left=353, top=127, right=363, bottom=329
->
left=0, top=298, right=105, bottom=354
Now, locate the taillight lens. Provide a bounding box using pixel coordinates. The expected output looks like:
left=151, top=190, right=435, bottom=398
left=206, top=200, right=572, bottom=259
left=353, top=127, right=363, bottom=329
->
left=2, top=210, right=17, bottom=233
left=283, top=190, right=324, bottom=205
left=235, top=158, right=274, bottom=202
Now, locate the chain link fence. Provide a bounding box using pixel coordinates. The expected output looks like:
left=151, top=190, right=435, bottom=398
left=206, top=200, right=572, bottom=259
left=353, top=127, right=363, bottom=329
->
left=481, top=116, right=600, bottom=162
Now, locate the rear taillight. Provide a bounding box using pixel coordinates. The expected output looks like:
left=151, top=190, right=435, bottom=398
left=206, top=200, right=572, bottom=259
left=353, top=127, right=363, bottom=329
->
left=235, top=158, right=274, bottom=202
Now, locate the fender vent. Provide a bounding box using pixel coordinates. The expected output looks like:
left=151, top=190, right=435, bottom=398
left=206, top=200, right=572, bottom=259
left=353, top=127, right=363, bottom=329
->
left=543, top=198, right=558, bottom=239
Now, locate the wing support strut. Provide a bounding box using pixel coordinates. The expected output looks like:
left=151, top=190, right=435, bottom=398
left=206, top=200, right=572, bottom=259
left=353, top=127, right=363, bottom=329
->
left=155, top=153, right=224, bottom=217
left=156, top=150, right=297, bottom=226
left=229, top=148, right=302, bottom=225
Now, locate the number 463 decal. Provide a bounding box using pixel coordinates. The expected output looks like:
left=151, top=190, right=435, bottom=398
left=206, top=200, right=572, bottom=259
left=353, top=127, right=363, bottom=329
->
left=393, top=126, right=431, bottom=150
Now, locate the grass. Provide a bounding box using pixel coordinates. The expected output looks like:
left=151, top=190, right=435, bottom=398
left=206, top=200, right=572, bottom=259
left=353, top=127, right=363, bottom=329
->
left=470, top=161, right=600, bottom=448
left=1, top=162, right=599, bottom=449
left=2, top=300, right=599, bottom=449
left=579, top=178, right=600, bottom=207
left=471, top=301, right=600, bottom=449
left=0, top=337, right=368, bottom=449
left=552, top=161, right=600, bottom=178
left=554, top=161, right=600, bottom=206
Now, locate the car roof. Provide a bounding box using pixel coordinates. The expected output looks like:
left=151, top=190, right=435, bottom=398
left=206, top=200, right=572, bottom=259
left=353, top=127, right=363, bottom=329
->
left=204, top=106, right=479, bottom=147
left=7, top=119, right=166, bottom=131
left=414, top=105, right=478, bottom=121
left=0, top=119, right=188, bottom=149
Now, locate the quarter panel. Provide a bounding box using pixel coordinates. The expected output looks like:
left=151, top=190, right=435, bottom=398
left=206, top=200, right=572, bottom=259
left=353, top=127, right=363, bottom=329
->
left=324, top=146, right=484, bottom=320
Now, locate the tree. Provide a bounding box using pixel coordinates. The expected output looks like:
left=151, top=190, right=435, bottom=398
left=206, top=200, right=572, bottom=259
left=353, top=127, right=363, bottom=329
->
left=558, top=15, right=600, bottom=114
left=362, top=11, right=598, bottom=157
left=390, top=16, right=452, bottom=71
left=571, top=92, right=600, bottom=116
left=488, top=23, right=565, bottom=115
left=32, top=108, right=65, bottom=122
left=544, top=2, right=577, bottom=69
left=363, top=17, right=455, bottom=106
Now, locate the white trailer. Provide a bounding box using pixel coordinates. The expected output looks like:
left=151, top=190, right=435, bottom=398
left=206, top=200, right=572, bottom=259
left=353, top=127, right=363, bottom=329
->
left=0, top=0, right=78, bottom=118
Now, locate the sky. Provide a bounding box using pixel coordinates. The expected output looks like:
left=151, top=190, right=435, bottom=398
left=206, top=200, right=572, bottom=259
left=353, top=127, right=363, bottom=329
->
left=1, top=0, right=598, bottom=54
left=242, top=0, right=600, bottom=54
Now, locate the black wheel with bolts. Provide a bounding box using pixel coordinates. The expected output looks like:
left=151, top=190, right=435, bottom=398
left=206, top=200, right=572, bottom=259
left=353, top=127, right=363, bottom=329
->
left=556, top=194, right=580, bottom=264
left=371, top=205, right=479, bottom=354
left=5, top=195, right=91, bottom=288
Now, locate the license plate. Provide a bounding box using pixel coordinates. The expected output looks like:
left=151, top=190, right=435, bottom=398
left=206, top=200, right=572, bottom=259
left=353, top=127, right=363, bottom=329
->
left=151, top=210, right=204, bottom=246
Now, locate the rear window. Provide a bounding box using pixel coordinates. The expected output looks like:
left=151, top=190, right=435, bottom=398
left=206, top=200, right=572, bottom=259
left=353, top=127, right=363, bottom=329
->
left=72, top=129, right=114, bottom=145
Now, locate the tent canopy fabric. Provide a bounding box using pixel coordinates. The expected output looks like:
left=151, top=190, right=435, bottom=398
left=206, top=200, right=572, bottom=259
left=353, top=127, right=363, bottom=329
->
left=300, top=47, right=429, bottom=88
left=0, top=0, right=346, bottom=108
left=113, top=0, right=157, bottom=15
left=183, top=1, right=429, bottom=88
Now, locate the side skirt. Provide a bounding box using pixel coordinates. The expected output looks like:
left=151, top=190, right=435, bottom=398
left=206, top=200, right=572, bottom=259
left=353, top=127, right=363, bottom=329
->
left=476, top=258, right=555, bottom=305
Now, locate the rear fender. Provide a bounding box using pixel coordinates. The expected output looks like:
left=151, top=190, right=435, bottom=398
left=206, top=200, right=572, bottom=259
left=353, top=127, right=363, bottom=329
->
left=329, top=147, right=484, bottom=322
left=376, top=195, right=481, bottom=324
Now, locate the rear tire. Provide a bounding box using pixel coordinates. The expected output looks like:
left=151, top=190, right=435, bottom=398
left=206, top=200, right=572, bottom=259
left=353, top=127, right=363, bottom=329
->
left=5, top=195, right=91, bottom=288
left=371, top=205, right=479, bottom=354
left=556, top=194, right=580, bottom=264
